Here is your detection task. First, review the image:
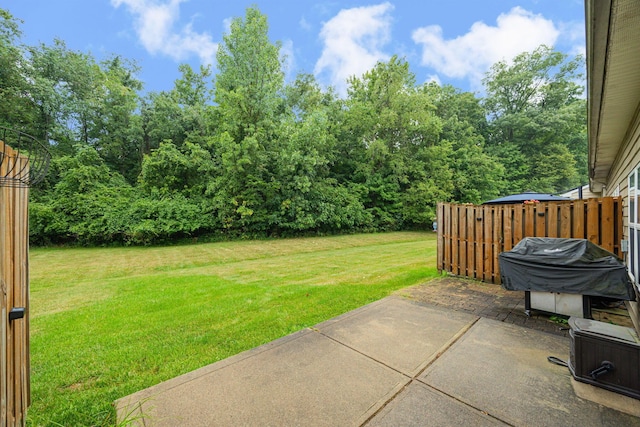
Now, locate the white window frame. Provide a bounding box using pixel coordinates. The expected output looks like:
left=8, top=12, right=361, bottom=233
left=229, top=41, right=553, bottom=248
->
left=628, top=167, right=640, bottom=291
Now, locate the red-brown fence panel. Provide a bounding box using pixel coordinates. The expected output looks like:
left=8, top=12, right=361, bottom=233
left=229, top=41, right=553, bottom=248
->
left=436, top=197, right=623, bottom=284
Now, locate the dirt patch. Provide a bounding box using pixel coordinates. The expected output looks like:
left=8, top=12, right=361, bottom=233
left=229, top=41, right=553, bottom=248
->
left=397, top=276, right=635, bottom=337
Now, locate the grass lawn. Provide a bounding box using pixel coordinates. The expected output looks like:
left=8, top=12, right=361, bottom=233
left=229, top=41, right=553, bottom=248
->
left=26, top=232, right=438, bottom=426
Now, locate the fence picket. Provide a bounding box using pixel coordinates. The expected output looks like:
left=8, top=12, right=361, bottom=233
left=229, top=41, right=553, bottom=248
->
left=466, top=207, right=474, bottom=278
left=535, top=205, right=546, bottom=237
left=503, top=206, right=512, bottom=252
left=548, top=204, right=559, bottom=237
left=492, top=205, right=502, bottom=282
left=452, top=205, right=459, bottom=276
left=482, top=205, right=492, bottom=281
left=560, top=204, right=572, bottom=237
left=573, top=200, right=586, bottom=238
left=459, top=206, right=467, bottom=277
left=587, top=198, right=599, bottom=244
left=474, top=207, right=482, bottom=280
left=513, top=206, right=523, bottom=245
left=524, top=204, right=535, bottom=237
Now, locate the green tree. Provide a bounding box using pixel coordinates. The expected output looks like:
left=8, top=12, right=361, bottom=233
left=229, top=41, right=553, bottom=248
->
left=272, top=73, right=367, bottom=233
left=30, top=145, right=133, bottom=244
left=482, top=45, right=586, bottom=193
left=140, top=91, right=186, bottom=153
left=344, top=56, right=444, bottom=229
left=141, top=64, right=214, bottom=154
left=425, top=83, right=504, bottom=204
left=210, top=6, right=285, bottom=232
left=0, top=9, right=34, bottom=130
left=284, top=73, right=340, bottom=121
left=25, top=40, right=122, bottom=159
left=173, top=64, right=213, bottom=141
left=214, top=6, right=283, bottom=143
left=139, top=141, right=213, bottom=197
left=90, top=56, right=143, bottom=183
left=24, top=41, right=144, bottom=184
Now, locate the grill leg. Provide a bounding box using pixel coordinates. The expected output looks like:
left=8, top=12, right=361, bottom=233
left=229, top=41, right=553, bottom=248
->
left=583, top=295, right=592, bottom=319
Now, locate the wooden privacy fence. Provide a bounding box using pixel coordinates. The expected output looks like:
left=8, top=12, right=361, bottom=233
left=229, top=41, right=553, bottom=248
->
left=0, top=144, right=30, bottom=426
left=436, top=197, right=623, bottom=284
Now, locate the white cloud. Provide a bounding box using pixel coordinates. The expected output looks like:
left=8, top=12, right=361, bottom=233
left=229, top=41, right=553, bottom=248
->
left=412, top=7, right=559, bottom=88
left=299, top=16, right=312, bottom=32
left=314, top=2, right=394, bottom=96
left=281, top=39, right=295, bottom=81
left=111, top=0, right=217, bottom=64
left=558, top=20, right=586, bottom=57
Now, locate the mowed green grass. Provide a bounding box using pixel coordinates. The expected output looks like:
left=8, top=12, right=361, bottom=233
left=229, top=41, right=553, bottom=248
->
left=26, top=232, right=438, bottom=426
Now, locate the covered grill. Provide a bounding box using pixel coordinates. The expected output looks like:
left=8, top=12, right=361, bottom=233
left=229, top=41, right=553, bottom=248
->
left=499, top=237, right=635, bottom=317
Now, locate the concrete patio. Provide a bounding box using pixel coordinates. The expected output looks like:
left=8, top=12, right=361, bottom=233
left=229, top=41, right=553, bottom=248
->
left=116, top=284, right=640, bottom=426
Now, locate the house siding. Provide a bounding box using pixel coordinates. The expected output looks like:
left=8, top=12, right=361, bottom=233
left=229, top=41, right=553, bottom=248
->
left=603, top=107, right=640, bottom=331
left=561, top=185, right=600, bottom=199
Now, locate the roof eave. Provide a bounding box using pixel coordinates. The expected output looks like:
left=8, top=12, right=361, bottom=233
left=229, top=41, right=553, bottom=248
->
left=586, top=0, right=612, bottom=193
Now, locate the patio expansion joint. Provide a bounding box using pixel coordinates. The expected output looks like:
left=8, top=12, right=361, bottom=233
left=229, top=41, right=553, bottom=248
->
left=312, top=316, right=485, bottom=426
left=412, top=380, right=517, bottom=427
left=311, top=327, right=411, bottom=379
left=406, top=316, right=517, bottom=426
left=403, top=317, right=515, bottom=427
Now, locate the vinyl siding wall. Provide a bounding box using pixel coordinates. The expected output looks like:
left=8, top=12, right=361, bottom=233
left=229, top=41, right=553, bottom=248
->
left=603, top=107, right=640, bottom=331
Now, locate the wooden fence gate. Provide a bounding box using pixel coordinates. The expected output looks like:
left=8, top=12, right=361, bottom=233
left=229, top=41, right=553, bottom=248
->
left=0, top=144, right=31, bottom=426
left=0, top=172, right=30, bottom=427
left=436, top=198, right=623, bottom=284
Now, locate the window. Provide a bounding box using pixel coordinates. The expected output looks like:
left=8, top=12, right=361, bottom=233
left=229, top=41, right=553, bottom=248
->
left=628, top=167, right=640, bottom=291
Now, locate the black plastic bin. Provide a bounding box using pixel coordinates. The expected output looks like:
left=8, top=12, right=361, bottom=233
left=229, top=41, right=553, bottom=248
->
left=569, top=317, right=640, bottom=400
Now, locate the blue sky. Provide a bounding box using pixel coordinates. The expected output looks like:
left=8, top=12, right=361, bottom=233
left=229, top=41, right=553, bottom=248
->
left=6, top=1, right=586, bottom=95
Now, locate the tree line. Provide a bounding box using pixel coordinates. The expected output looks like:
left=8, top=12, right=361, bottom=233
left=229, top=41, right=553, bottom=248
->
left=0, top=7, right=587, bottom=245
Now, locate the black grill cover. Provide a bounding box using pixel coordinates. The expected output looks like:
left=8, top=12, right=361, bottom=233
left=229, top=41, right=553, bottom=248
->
left=499, top=237, right=635, bottom=300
